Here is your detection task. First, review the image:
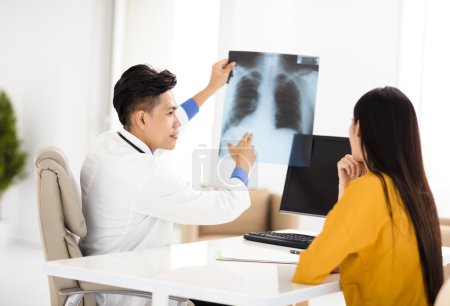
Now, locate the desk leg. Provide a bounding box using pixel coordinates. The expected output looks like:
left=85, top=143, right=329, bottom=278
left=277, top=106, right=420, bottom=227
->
left=152, top=292, right=170, bottom=306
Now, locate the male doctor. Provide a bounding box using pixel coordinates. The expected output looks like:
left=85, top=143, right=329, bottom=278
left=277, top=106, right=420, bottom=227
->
left=79, top=59, right=255, bottom=305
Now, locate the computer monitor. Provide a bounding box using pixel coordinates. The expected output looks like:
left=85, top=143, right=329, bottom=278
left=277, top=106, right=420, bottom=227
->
left=280, top=135, right=351, bottom=217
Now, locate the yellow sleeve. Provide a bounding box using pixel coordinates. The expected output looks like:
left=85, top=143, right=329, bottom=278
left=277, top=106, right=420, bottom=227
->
left=292, top=175, right=385, bottom=284
left=292, top=204, right=354, bottom=284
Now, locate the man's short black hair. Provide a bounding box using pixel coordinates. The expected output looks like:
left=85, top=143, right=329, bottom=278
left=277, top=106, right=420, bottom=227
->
left=113, top=64, right=177, bottom=128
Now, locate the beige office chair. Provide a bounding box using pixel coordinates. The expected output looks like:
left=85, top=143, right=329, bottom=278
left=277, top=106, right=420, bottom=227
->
left=35, top=146, right=189, bottom=306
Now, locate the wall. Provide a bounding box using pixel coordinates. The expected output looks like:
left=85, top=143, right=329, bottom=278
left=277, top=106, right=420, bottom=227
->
left=215, top=0, right=402, bottom=230
left=0, top=0, right=114, bottom=245
left=1, top=1, right=448, bottom=305
left=213, top=0, right=450, bottom=221
left=420, top=0, right=450, bottom=217
left=217, top=0, right=401, bottom=139
left=122, top=0, right=450, bottom=230
left=124, top=0, right=176, bottom=70
left=397, top=0, right=450, bottom=217
left=121, top=1, right=405, bottom=215
left=4, top=0, right=447, bottom=248
left=123, top=0, right=222, bottom=185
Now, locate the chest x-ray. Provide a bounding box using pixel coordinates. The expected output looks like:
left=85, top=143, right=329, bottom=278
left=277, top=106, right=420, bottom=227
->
left=219, top=51, right=319, bottom=166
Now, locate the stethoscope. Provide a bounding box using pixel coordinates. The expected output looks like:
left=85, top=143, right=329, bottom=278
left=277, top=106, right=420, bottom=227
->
left=117, top=132, right=146, bottom=153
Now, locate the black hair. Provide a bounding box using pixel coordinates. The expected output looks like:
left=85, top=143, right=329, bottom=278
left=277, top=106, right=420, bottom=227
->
left=354, top=86, right=443, bottom=305
left=113, top=64, right=177, bottom=128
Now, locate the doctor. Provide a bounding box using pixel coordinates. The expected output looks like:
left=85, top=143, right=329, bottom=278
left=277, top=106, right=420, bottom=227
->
left=79, top=59, right=255, bottom=305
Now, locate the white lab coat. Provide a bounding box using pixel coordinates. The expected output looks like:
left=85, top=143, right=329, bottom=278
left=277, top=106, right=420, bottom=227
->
left=79, top=105, right=250, bottom=306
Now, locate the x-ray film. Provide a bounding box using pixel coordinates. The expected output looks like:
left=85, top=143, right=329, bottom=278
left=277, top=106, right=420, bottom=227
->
left=219, top=51, right=319, bottom=166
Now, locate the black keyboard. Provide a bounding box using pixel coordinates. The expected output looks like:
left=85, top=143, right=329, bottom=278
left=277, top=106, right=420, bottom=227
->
left=243, top=231, right=315, bottom=249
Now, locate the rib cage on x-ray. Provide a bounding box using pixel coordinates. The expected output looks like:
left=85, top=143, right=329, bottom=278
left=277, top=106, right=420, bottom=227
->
left=223, top=71, right=262, bottom=132
left=220, top=51, right=319, bottom=166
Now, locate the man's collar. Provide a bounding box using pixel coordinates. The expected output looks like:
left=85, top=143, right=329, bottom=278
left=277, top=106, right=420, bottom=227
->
left=119, top=127, right=153, bottom=155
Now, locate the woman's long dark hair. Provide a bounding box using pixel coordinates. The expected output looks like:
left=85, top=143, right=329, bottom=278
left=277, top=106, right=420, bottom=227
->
left=354, top=86, right=443, bottom=305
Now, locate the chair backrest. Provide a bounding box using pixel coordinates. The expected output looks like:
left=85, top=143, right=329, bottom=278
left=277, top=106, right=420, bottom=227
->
left=35, top=146, right=87, bottom=306
left=435, top=277, right=450, bottom=306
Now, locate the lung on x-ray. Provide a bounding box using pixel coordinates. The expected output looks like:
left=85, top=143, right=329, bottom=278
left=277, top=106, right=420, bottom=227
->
left=219, top=51, right=319, bottom=166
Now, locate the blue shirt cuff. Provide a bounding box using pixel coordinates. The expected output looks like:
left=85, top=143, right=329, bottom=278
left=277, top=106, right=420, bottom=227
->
left=180, top=98, right=199, bottom=121
left=230, top=167, right=249, bottom=186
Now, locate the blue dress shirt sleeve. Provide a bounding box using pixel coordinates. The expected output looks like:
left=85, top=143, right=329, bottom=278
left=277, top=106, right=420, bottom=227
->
left=180, top=98, right=199, bottom=121
left=230, top=167, right=249, bottom=186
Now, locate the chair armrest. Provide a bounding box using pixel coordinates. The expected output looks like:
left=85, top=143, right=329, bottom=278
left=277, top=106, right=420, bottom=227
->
left=59, top=287, right=152, bottom=299
left=60, top=287, right=189, bottom=306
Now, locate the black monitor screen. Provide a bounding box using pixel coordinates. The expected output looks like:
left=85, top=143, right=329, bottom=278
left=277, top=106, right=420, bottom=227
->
left=280, top=135, right=351, bottom=217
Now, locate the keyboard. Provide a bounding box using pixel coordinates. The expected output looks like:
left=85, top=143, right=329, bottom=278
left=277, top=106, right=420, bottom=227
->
left=243, top=231, right=315, bottom=249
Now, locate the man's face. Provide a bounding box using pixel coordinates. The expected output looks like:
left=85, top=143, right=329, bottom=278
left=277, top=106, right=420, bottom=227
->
left=142, top=91, right=181, bottom=151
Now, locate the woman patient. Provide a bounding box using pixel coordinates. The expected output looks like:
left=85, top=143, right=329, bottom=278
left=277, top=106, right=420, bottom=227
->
left=292, top=87, right=443, bottom=306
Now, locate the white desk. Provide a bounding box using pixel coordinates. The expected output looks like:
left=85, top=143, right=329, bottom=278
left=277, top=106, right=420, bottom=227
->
left=43, top=236, right=450, bottom=306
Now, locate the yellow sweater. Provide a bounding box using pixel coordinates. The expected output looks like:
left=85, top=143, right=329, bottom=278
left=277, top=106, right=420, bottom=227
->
left=292, top=172, right=427, bottom=306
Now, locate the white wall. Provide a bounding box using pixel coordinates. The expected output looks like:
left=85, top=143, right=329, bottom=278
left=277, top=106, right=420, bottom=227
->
left=1, top=1, right=447, bottom=305
left=170, top=0, right=222, bottom=183
left=397, top=0, right=450, bottom=217
left=122, top=0, right=450, bottom=229
left=3, top=0, right=447, bottom=247
left=419, top=0, right=450, bottom=217
left=121, top=0, right=403, bottom=205
left=217, top=0, right=401, bottom=139
left=0, top=0, right=114, bottom=245
left=125, top=0, right=176, bottom=70
left=213, top=0, right=450, bottom=221
left=216, top=0, right=402, bottom=230
left=1, top=1, right=448, bottom=305
left=123, top=0, right=222, bottom=184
